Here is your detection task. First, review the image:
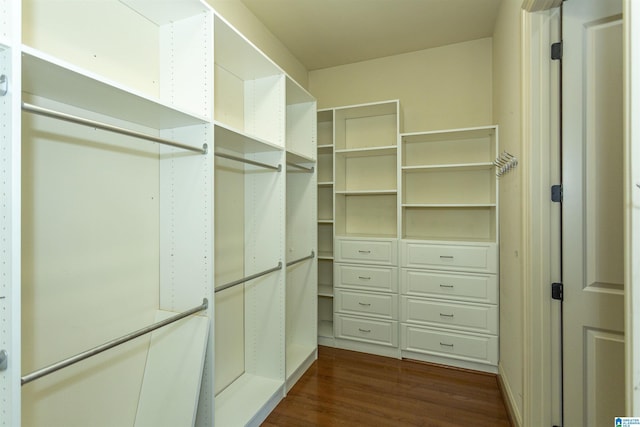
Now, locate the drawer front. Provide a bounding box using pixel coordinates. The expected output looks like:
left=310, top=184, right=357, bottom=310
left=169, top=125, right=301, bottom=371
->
left=401, top=269, right=497, bottom=304
left=335, top=315, right=398, bottom=347
left=401, top=241, right=497, bottom=273
left=335, top=289, right=398, bottom=319
left=401, top=324, right=498, bottom=365
left=336, top=239, right=397, bottom=265
left=336, top=264, right=398, bottom=292
left=401, top=297, right=498, bottom=334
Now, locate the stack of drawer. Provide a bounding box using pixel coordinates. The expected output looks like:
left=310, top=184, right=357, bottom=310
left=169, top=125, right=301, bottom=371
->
left=334, top=238, right=398, bottom=348
left=399, top=241, right=499, bottom=369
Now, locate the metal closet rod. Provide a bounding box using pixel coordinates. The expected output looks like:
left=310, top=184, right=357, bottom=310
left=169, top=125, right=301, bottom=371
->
left=214, top=152, right=281, bottom=171
left=286, top=251, right=315, bottom=267
left=215, top=262, right=283, bottom=293
left=21, top=298, right=209, bottom=386
left=21, top=102, right=208, bottom=155
left=286, top=161, right=314, bottom=173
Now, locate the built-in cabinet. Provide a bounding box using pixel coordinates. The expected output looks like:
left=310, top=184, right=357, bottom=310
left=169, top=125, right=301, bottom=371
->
left=399, top=127, right=499, bottom=372
left=2, top=3, right=316, bottom=426
left=316, top=102, right=499, bottom=372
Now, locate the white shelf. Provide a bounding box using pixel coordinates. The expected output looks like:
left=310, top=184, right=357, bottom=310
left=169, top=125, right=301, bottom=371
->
left=335, top=232, right=398, bottom=239
left=215, top=373, right=284, bottom=426
left=318, top=181, right=334, bottom=187
left=402, top=163, right=494, bottom=172
left=336, top=190, right=397, bottom=195
left=318, top=219, right=334, bottom=224
left=286, top=339, right=317, bottom=388
left=317, top=251, right=334, bottom=260
left=22, top=46, right=210, bottom=129
left=318, top=144, right=334, bottom=150
left=334, top=100, right=399, bottom=119
left=318, top=320, right=334, bottom=338
left=402, top=235, right=498, bottom=243
left=214, top=122, right=284, bottom=154
left=335, top=145, right=397, bottom=157
left=402, top=203, right=497, bottom=208
left=318, top=284, right=334, bottom=297
left=286, top=149, right=315, bottom=165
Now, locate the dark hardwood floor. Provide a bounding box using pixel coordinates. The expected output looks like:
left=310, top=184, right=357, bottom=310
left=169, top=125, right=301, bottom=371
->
left=263, top=346, right=512, bottom=427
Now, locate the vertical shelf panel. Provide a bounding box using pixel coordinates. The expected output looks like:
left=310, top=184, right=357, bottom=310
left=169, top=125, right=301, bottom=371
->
left=285, top=77, right=318, bottom=388
left=0, top=5, right=21, bottom=420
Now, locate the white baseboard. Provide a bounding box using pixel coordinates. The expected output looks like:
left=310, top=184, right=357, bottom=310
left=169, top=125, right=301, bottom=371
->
left=498, top=363, right=523, bottom=427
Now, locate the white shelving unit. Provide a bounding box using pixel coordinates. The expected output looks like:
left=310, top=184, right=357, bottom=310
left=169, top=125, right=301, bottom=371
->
left=212, top=13, right=286, bottom=427
left=17, top=1, right=215, bottom=426
left=314, top=102, right=501, bottom=370
left=213, top=14, right=318, bottom=426
left=317, top=100, right=403, bottom=358
left=5, top=3, right=317, bottom=426
left=398, top=126, right=500, bottom=373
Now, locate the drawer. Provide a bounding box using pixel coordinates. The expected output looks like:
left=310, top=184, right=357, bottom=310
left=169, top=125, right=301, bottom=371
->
left=335, top=315, right=398, bottom=347
left=335, top=238, right=397, bottom=265
left=335, top=289, right=398, bottom=319
left=401, top=324, right=498, bottom=365
left=401, top=241, right=497, bottom=273
left=401, top=297, right=498, bottom=334
left=401, top=269, right=497, bottom=304
left=336, top=264, right=398, bottom=292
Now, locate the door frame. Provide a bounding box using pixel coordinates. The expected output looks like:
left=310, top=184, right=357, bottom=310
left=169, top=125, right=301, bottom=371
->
left=624, top=0, right=640, bottom=416
left=521, top=5, right=562, bottom=426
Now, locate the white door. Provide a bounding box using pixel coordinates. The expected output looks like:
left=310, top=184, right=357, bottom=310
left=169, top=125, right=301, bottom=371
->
left=563, top=0, right=625, bottom=425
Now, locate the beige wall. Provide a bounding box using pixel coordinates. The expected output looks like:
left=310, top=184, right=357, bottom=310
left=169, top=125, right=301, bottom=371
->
left=308, top=38, right=493, bottom=133
left=207, top=0, right=309, bottom=87
left=493, top=0, right=524, bottom=424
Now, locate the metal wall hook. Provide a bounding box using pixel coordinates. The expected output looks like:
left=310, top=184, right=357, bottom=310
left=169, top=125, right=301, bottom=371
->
left=494, top=151, right=518, bottom=177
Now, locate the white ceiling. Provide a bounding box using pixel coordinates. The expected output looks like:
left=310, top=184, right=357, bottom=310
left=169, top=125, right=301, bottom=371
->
left=240, top=0, right=503, bottom=71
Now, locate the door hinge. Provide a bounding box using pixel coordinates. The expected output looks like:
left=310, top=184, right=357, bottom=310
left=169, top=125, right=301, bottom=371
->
left=551, top=41, right=563, bottom=60
left=552, top=282, right=563, bottom=301
left=551, top=184, right=562, bottom=203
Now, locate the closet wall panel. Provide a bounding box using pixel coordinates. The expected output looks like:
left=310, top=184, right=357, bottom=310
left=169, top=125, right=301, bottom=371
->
left=213, top=155, right=245, bottom=394
left=21, top=102, right=160, bottom=427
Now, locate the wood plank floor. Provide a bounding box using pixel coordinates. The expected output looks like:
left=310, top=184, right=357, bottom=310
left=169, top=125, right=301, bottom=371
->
left=263, top=346, right=512, bottom=427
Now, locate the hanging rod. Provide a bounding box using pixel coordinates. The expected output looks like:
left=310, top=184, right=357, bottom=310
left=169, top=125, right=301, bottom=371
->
left=286, top=251, right=315, bottom=267
left=215, top=262, right=283, bottom=293
left=21, top=102, right=208, bottom=155
left=21, top=298, right=209, bottom=386
left=286, top=161, right=314, bottom=173
left=214, top=152, right=281, bottom=171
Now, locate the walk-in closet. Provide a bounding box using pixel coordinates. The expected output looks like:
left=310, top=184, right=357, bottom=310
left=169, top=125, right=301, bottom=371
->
left=6, top=1, right=630, bottom=426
